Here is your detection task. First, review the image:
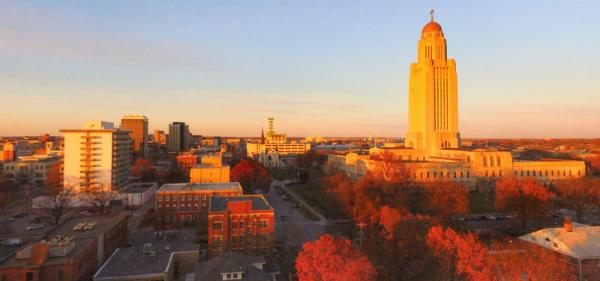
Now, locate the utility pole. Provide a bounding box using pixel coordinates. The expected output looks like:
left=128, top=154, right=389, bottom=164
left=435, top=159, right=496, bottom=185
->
left=356, top=222, right=366, bottom=247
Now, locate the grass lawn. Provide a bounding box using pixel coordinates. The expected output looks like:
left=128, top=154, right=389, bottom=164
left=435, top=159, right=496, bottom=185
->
left=469, top=192, right=495, bottom=214
left=288, top=179, right=347, bottom=220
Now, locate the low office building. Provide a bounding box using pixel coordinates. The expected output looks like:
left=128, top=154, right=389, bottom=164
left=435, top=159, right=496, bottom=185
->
left=155, top=182, right=243, bottom=229
left=94, top=229, right=199, bottom=281
left=1, top=154, right=61, bottom=186
left=192, top=251, right=278, bottom=281
left=118, top=182, right=158, bottom=208
left=520, top=219, right=600, bottom=281
left=46, top=214, right=129, bottom=267
left=0, top=236, right=98, bottom=281
left=208, top=195, right=275, bottom=257
left=189, top=154, right=230, bottom=183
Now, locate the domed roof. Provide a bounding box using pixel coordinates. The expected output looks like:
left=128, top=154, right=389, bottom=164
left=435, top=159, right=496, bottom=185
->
left=422, top=21, right=442, bottom=33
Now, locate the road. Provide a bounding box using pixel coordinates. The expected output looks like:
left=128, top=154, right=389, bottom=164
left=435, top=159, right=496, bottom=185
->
left=265, top=181, right=326, bottom=248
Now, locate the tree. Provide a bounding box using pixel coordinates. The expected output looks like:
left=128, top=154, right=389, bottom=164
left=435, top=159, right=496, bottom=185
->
left=231, top=159, right=272, bottom=193
left=588, top=156, right=600, bottom=174
left=423, top=181, right=469, bottom=220
left=489, top=241, right=576, bottom=281
left=371, top=151, right=413, bottom=187
left=295, top=234, right=377, bottom=281
left=41, top=189, right=72, bottom=225
left=324, top=172, right=354, bottom=215
left=555, top=178, right=600, bottom=222
left=426, top=225, right=494, bottom=281
left=85, top=190, right=117, bottom=215
left=495, top=177, right=553, bottom=228
left=132, top=158, right=158, bottom=182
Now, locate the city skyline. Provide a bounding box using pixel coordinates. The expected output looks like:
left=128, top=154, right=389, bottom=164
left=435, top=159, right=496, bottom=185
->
left=1, top=1, right=599, bottom=138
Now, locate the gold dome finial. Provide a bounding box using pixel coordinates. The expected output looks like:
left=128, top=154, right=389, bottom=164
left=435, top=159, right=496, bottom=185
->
left=430, top=9, right=435, bottom=22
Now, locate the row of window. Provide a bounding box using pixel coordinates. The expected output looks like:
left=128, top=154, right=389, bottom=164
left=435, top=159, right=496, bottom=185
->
left=515, top=169, right=581, bottom=178
left=157, top=203, right=206, bottom=210
left=416, top=170, right=471, bottom=180
left=158, top=194, right=209, bottom=201
left=483, top=155, right=502, bottom=167
left=212, top=220, right=270, bottom=230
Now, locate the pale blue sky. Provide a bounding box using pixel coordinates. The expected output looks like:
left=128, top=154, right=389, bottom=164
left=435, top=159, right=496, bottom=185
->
left=1, top=1, right=599, bottom=137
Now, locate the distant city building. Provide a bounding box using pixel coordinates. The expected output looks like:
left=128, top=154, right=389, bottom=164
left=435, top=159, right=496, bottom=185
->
left=168, top=122, right=190, bottom=153
left=328, top=15, right=586, bottom=187
left=153, top=130, right=167, bottom=145
left=246, top=118, right=311, bottom=167
left=208, top=195, right=275, bottom=257
left=61, top=121, right=131, bottom=193
left=120, top=115, right=148, bottom=157
left=1, top=154, right=61, bottom=186
left=190, top=154, right=230, bottom=184
left=1, top=142, right=15, bottom=162
left=155, top=182, right=243, bottom=229
left=520, top=218, right=600, bottom=281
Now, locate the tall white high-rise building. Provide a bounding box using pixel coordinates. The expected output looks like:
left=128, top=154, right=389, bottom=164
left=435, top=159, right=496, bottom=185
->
left=61, top=121, right=131, bottom=193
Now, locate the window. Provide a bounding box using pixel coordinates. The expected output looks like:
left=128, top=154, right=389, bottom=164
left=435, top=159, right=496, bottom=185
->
left=259, top=220, right=268, bottom=228
left=483, top=156, right=487, bottom=167
left=26, top=272, right=33, bottom=281
left=213, top=235, right=223, bottom=244
left=212, top=222, right=222, bottom=230
left=58, top=270, right=64, bottom=281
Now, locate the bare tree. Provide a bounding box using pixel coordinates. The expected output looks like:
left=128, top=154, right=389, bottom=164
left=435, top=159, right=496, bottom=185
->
left=41, top=190, right=72, bottom=225
left=85, top=190, right=117, bottom=215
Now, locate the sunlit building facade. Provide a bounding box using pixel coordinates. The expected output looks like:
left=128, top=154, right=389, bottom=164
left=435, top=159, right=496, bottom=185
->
left=61, top=121, right=131, bottom=193
left=328, top=15, right=586, bottom=188
left=120, top=115, right=148, bottom=157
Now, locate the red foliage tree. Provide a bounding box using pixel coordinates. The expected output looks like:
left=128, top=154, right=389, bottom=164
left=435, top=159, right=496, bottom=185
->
left=588, top=156, right=600, bottom=174
left=555, top=177, right=600, bottom=222
left=426, top=225, right=494, bottom=281
left=132, top=158, right=158, bottom=182
left=295, top=234, right=377, bottom=281
left=489, top=241, right=576, bottom=281
left=231, top=159, right=272, bottom=193
left=495, top=177, right=553, bottom=228
left=423, top=181, right=469, bottom=220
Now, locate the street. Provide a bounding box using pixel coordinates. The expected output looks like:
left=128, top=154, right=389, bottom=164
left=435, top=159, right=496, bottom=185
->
left=265, top=181, right=326, bottom=248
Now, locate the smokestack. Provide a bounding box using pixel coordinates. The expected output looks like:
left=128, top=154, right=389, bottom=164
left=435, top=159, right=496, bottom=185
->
left=564, top=216, right=573, bottom=232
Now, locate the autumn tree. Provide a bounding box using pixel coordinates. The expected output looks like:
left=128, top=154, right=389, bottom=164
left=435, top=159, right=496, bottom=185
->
left=295, top=234, right=377, bottom=281
left=489, top=241, right=576, bottom=281
left=555, top=177, right=600, bottom=222
left=231, top=159, right=272, bottom=193
left=426, top=225, right=494, bottom=281
left=423, top=181, right=469, bottom=220
left=495, top=177, right=553, bottom=228
left=588, top=156, right=600, bottom=174
left=132, top=158, right=158, bottom=182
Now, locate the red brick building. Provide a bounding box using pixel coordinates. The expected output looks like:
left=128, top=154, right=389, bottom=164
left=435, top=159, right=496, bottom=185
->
left=208, top=195, right=275, bottom=257
left=155, top=182, right=243, bottom=229
left=0, top=237, right=98, bottom=281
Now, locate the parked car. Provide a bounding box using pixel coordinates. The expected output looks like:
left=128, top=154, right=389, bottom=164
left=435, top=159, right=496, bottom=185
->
left=281, top=195, right=289, bottom=201
left=12, top=212, right=27, bottom=219
left=0, top=218, right=15, bottom=224
left=1, top=239, right=23, bottom=247
left=280, top=215, right=288, bottom=221
left=29, top=216, right=41, bottom=223
left=26, top=223, right=45, bottom=231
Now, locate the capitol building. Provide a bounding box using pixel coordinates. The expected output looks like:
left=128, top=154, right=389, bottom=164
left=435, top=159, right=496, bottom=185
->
left=328, top=14, right=586, bottom=188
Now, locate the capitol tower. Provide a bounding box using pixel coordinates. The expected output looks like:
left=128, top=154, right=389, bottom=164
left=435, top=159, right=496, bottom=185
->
left=405, top=11, right=461, bottom=156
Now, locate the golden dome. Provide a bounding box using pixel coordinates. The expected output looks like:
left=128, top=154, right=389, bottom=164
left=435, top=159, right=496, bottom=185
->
left=422, top=21, right=442, bottom=33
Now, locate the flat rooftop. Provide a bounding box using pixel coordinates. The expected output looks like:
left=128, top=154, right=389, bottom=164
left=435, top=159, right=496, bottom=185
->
left=209, top=195, right=273, bottom=212
left=47, top=213, right=128, bottom=240
left=94, top=229, right=199, bottom=280
left=157, top=182, right=242, bottom=192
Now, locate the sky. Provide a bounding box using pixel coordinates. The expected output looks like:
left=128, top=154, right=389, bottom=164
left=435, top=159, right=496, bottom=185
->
left=0, top=1, right=599, bottom=138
